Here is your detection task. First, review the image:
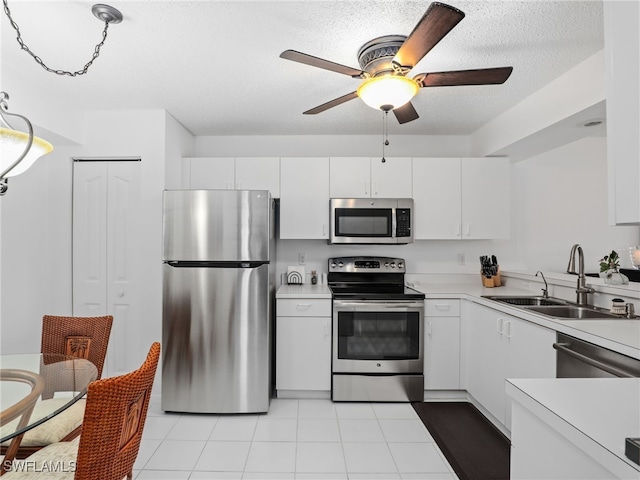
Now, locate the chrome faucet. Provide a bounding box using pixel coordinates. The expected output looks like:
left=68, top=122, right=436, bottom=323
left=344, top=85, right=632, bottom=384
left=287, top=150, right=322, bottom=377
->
left=535, top=271, right=549, bottom=298
left=567, top=244, right=595, bottom=305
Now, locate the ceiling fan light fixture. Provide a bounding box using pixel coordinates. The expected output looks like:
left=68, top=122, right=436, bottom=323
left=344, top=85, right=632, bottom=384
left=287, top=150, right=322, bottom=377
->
left=357, top=76, right=419, bottom=111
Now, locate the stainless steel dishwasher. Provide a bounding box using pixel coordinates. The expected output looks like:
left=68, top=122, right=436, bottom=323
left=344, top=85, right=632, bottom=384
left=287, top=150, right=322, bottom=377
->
left=554, top=333, right=640, bottom=378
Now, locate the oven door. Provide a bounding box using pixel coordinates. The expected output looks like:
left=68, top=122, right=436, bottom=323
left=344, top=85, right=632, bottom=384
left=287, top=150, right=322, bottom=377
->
left=332, top=299, right=424, bottom=374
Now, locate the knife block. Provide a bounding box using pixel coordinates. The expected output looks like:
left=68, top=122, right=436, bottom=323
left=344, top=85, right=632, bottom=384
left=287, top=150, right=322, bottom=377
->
left=481, top=268, right=501, bottom=287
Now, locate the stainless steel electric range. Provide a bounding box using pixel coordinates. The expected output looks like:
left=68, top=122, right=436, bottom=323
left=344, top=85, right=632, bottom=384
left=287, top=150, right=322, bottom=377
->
left=328, top=256, right=425, bottom=402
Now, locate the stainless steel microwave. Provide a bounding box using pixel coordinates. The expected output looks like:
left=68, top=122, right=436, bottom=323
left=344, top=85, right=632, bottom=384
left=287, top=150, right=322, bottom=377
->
left=329, top=198, right=413, bottom=244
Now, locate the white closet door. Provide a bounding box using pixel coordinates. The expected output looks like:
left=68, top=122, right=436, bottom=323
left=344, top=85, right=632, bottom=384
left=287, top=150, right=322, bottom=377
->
left=73, top=160, right=141, bottom=376
left=73, top=162, right=108, bottom=315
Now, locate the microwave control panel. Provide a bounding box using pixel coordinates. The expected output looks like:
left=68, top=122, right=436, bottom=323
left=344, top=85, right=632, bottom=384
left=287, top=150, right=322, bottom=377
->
left=396, top=209, right=411, bottom=237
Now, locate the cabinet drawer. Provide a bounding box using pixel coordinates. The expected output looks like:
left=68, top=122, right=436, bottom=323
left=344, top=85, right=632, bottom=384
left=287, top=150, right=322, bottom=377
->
left=277, top=299, right=332, bottom=317
left=425, top=299, right=460, bottom=317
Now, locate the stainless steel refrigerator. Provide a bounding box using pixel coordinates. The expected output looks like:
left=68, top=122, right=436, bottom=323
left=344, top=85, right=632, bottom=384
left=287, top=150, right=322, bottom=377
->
left=161, top=189, right=275, bottom=413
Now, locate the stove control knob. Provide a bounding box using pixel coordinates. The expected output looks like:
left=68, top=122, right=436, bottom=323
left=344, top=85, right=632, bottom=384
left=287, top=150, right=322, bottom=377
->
left=338, top=262, right=344, bottom=268
left=384, top=262, right=390, bottom=268
left=330, top=262, right=336, bottom=268
left=390, top=262, right=396, bottom=268
left=397, top=262, right=404, bottom=269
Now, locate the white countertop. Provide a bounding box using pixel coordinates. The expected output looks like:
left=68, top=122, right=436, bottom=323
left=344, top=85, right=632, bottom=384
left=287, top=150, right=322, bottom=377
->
left=276, top=284, right=332, bottom=299
left=506, top=377, right=640, bottom=476
left=407, top=279, right=640, bottom=360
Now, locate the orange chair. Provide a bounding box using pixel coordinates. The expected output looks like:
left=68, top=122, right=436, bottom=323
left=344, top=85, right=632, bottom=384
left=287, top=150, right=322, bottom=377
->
left=1, top=315, right=113, bottom=459
left=3, top=342, right=160, bottom=480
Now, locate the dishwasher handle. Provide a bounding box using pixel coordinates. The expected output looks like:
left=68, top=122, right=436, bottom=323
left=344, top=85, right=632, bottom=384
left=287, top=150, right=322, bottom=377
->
left=553, top=342, right=636, bottom=378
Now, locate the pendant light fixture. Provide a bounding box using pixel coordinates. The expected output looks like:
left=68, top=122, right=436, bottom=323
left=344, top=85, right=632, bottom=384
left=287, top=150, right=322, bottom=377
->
left=2, top=1, right=123, bottom=77
left=0, top=92, right=54, bottom=195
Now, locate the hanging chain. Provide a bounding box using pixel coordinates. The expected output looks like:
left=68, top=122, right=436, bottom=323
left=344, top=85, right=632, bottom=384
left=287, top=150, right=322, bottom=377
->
left=381, top=111, right=389, bottom=163
left=2, top=0, right=111, bottom=77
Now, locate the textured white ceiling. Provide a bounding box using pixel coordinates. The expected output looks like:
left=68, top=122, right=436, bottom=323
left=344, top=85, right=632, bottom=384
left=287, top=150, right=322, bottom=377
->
left=1, top=0, right=604, bottom=136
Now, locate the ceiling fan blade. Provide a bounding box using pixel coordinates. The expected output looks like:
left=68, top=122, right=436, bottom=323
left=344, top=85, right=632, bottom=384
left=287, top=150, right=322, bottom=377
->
left=393, top=2, right=465, bottom=69
left=303, top=91, right=359, bottom=115
left=393, top=102, right=420, bottom=124
left=415, top=67, right=513, bottom=87
left=280, top=50, right=364, bottom=78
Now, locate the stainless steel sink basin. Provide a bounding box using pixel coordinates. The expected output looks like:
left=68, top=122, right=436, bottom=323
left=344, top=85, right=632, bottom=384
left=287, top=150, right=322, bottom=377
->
left=482, top=295, right=568, bottom=306
left=524, top=305, right=621, bottom=319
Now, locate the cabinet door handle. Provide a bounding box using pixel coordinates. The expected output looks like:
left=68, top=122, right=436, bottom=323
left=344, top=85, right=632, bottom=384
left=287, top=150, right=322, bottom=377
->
left=435, top=304, right=450, bottom=311
left=374, top=182, right=378, bottom=196
left=456, top=223, right=461, bottom=236
left=296, top=303, right=311, bottom=311
left=322, top=224, right=326, bottom=237
left=426, top=320, right=432, bottom=336
left=463, top=223, right=471, bottom=236
left=226, top=182, right=233, bottom=190
left=505, top=320, right=512, bottom=339
left=324, top=321, right=330, bottom=338
left=496, top=317, right=504, bottom=335
left=364, top=182, right=369, bottom=196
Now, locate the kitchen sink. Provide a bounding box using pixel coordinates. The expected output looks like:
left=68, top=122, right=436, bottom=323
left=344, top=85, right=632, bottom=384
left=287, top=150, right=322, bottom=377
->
left=482, top=295, right=568, bottom=306
left=524, top=305, right=622, bottom=320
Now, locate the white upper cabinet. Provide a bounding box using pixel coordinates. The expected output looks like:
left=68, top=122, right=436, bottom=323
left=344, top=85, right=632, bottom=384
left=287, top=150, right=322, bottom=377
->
left=235, top=157, right=280, bottom=197
left=187, top=157, right=235, bottom=190
left=604, top=1, right=640, bottom=224
left=184, top=157, right=280, bottom=197
left=330, top=157, right=412, bottom=198
left=413, top=157, right=462, bottom=239
left=280, top=157, right=330, bottom=239
left=370, top=157, right=413, bottom=197
left=330, top=157, right=370, bottom=197
left=412, top=157, right=510, bottom=239
left=460, top=157, right=510, bottom=239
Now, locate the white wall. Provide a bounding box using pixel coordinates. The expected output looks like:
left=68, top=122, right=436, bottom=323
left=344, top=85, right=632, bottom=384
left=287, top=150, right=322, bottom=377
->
left=0, top=108, right=194, bottom=370
left=195, top=135, right=472, bottom=158
left=79, top=109, right=171, bottom=370
left=165, top=112, right=195, bottom=189
left=512, top=136, right=638, bottom=273
left=0, top=143, right=79, bottom=353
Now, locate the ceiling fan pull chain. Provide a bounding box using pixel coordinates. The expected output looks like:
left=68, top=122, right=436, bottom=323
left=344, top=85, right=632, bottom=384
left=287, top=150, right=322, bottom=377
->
left=381, top=111, right=389, bottom=163
left=2, top=0, right=122, bottom=77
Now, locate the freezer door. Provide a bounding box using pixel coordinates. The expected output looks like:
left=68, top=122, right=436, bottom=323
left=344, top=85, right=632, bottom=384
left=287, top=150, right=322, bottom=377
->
left=162, top=263, right=271, bottom=413
left=163, top=189, right=272, bottom=262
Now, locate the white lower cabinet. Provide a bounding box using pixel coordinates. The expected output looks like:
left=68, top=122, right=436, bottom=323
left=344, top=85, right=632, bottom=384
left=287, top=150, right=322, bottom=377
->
left=276, top=298, right=332, bottom=395
left=424, top=299, right=460, bottom=390
left=461, top=301, right=556, bottom=431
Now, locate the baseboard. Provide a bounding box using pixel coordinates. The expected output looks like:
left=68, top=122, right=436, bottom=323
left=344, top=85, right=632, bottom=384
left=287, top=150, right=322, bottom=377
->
left=465, top=392, right=512, bottom=440
left=276, top=390, right=331, bottom=399
left=423, top=390, right=468, bottom=402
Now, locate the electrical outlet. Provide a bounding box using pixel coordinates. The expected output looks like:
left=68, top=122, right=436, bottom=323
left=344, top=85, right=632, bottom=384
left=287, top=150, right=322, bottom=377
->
left=457, top=253, right=465, bottom=265
left=298, top=253, right=306, bottom=265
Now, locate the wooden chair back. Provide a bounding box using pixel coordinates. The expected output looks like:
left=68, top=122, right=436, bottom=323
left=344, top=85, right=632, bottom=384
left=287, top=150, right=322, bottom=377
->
left=73, top=342, right=160, bottom=480
left=41, top=315, right=113, bottom=397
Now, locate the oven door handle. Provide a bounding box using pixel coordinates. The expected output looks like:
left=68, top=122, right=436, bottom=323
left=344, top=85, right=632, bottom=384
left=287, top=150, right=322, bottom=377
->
left=553, top=342, right=635, bottom=378
left=333, top=300, right=424, bottom=309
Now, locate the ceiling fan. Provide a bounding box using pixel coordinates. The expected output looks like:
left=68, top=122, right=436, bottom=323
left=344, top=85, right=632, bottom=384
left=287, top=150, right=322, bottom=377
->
left=280, top=1, right=513, bottom=124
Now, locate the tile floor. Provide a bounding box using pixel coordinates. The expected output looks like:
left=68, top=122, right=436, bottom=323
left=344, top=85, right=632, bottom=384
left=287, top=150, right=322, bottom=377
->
left=133, top=397, right=459, bottom=480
